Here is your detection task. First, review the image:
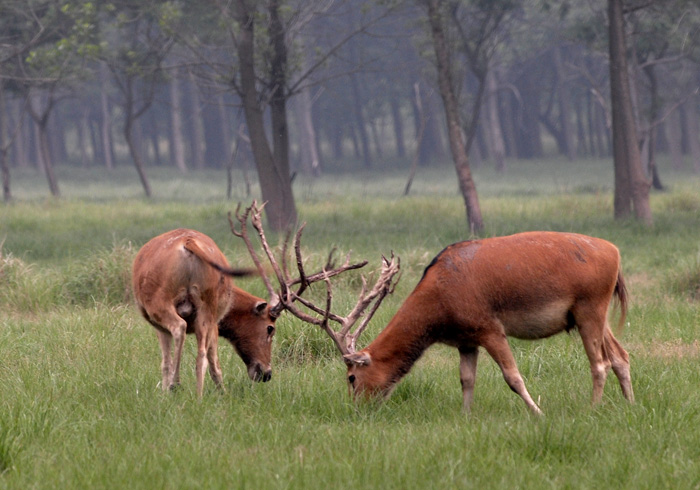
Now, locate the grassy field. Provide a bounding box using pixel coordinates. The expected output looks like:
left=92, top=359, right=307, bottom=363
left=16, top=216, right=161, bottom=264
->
left=1, top=158, right=700, bottom=488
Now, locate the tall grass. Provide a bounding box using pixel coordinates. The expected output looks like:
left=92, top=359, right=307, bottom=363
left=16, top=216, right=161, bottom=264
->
left=1, top=158, right=700, bottom=488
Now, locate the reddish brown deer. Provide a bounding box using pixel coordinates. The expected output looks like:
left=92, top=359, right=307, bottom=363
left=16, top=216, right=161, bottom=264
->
left=341, top=232, right=634, bottom=415
left=239, top=214, right=634, bottom=415
left=132, top=228, right=277, bottom=397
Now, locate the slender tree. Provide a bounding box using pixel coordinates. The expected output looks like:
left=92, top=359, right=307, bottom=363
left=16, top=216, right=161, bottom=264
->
left=608, top=0, right=652, bottom=224
left=423, top=0, right=484, bottom=233
left=100, top=0, right=174, bottom=198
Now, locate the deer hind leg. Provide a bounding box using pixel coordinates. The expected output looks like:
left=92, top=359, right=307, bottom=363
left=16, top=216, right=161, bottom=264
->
left=459, top=346, right=479, bottom=413
left=604, top=326, right=634, bottom=402
left=207, top=333, right=224, bottom=391
left=481, top=330, right=543, bottom=416
left=169, top=317, right=188, bottom=390
left=148, top=307, right=187, bottom=391
left=575, top=307, right=611, bottom=405
left=155, top=329, right=173, bottom=391
left=193, top=310, right=220, bottom=398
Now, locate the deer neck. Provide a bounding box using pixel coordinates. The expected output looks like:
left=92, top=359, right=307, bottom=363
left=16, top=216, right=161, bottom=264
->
left=364, top=287, right=439, bottom=390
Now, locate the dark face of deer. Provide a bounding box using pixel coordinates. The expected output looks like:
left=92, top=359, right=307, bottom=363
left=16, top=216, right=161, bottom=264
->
left=218, top=300, right=276, bottom=382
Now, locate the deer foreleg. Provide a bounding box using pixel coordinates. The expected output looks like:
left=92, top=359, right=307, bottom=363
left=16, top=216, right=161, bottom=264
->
left=482, top=331, right=543, bottom=416
left=459, top=346, right=479, bottom=412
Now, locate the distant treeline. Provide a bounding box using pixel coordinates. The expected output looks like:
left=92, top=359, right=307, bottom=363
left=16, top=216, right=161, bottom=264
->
left=2, top=1, right=699, bottom=177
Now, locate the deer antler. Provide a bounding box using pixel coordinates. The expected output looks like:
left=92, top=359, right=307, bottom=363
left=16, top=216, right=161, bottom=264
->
left=229, top=201, right=400, bottom=356
left=318, top=253, right=400, bottom=356
left=228, top=201, right=370, bottom=319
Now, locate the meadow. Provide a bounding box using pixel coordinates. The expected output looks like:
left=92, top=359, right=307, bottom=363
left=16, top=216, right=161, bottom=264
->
left=1, top=158, right=700, bottom=488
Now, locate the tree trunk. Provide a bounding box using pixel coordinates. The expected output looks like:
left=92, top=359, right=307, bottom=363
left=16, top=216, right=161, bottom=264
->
left=413, top=81, right=445, bottom=166
left=49, top=111, right=68, bottom=164
left=234, top=0, right=297, bottom=231
left=123, top=79, right=152, bottom=197
left=215, top=93, right=232, bottom=169
left=683, top=97, right=700, bottom=173
left=350, top=73, right=372, bottom=167
left=331, top=120, right=344, bottom=160
left=390, top=95, right=406, bottom=159
left=77, top=109, right=89, bottom=167
left=425, top=0, right=483, bottom=234
left=147, top=109, right=162, bottom=167
left=517, top=72, right=544, bottom=159
left=28, top=93, right=60, bottom=197
left=0, top=82, right=11, bottom=202
left=99, top=64, right=114, bottom=170
left=484, top=69, right=506, bottom=173
left=293, top=83, right=321, bottom=175
left=125, top=115, right=152, bottom=198
left=13, top=99, right=28, bottom=169
left=169, top=72, right=188, bottom=172
left=500, top=89, right=517, bottom=158
left=642, top=61, right=664, bottom=190
left=608, top=0, right=652, bottom=224
left=404, top=82, right=426, bottom=195
left=36, top=120, right=60, bottom=197
left=188, top=72, right=205, bottom=169
left=370, top=118, right=384, bottom=159
left=575, top=96, right=589, bottom=156
left=665, top=108, right=684, bottom=170
left=554, top=46, right=576, bottom=160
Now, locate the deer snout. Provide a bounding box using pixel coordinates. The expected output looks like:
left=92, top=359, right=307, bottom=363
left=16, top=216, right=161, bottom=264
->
left=248, top=362, right=272, bottom=383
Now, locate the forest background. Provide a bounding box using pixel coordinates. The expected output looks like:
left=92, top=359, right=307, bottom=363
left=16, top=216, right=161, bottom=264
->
left=1, top=0, right=699, bottom=222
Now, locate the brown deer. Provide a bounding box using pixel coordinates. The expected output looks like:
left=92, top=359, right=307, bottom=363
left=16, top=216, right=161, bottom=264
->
left=240, top=215, right=634, bottom=415
left=132, top=228, right=278, bottom=397
left=342, top=232, right=634, bottom=415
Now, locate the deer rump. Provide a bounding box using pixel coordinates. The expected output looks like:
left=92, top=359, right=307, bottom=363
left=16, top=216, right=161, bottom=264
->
left=132, top=228, right=275, bottom=397
left=344, top=231, right=633, bottom=415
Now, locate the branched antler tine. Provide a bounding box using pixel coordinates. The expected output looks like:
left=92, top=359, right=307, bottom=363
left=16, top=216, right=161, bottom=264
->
left=227, top=205, right=273, bottom=299
left=293, top=223, right=310, bottom=297
left=247, top=201, right=290, bottom=300
left=280, top=227, right=293, bottom=285
left=289, top=293, right=346, bottom=324
left=229, top=201, right=281, bottom=309
left=319, top=269, right=351, bottom=356
left=281, top=300, right=325, bottom=326
left=291, top=261, right=369, bottom=287
left=325, top=247, right=337, bottom=270
left=229, top=203, right=244, bottom=237
left=338, top=275, right=370, bottom=337
left=344, top=254, right=401, bottom=352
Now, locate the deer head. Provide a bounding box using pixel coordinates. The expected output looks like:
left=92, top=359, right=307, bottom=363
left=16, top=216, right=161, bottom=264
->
left=229, top=201, right=401, bottom=381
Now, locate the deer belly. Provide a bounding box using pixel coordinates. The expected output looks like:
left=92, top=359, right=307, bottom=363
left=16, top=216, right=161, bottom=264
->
left=498, top=299, right=572, bottom=340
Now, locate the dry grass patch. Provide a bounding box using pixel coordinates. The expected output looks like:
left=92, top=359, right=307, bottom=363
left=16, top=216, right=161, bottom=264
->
left=629, top=339, right=700, bottom=361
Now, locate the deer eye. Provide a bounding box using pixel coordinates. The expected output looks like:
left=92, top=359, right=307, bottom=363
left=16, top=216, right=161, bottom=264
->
left=267, top=325, right=275, bottom=336
left=348, top=374, right=356, bottom=384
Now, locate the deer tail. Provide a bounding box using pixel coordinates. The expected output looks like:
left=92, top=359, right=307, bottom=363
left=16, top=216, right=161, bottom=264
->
left=613, top=268, right=628, bottom=333
left=184, top=238, right=257, bottom=277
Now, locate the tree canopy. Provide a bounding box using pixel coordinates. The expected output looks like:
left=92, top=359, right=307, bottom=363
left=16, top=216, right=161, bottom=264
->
left=1, top=0, right=699, bottom=227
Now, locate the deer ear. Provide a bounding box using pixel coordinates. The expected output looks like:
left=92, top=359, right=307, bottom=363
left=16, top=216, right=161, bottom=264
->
left=254, top=301, right=268, bottom=315
left=343, top=352, right=372, bottom=366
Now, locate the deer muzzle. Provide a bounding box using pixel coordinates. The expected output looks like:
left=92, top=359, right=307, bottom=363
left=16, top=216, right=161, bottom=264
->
left=248, top=362, right=272, bottom=383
